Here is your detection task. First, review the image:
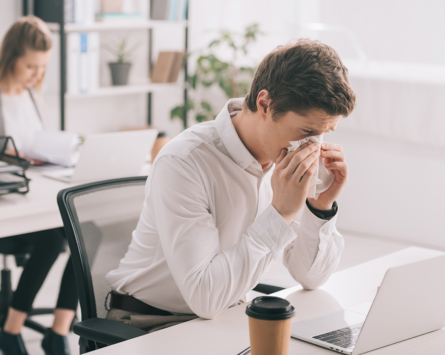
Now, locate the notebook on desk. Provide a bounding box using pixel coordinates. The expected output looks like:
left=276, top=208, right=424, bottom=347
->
left=43, top=130, right=158, bottom=183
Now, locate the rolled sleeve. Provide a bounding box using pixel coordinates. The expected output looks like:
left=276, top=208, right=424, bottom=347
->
left=251, top=205, right=297, bottom=252
left=283, top=203, right=344, bottom=290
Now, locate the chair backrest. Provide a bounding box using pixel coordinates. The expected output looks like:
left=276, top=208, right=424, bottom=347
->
left=57, top=177, right=147, bottom=320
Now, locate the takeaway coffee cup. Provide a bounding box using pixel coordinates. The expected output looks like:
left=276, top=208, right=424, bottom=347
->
left=245, top=296, right=296, bottom=355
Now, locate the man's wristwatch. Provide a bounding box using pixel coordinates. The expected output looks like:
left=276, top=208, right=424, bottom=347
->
left=306, top=200, right=338, bottom=220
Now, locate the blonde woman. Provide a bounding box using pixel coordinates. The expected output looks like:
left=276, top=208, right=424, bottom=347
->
left=0, top=16, right=77, bottom=355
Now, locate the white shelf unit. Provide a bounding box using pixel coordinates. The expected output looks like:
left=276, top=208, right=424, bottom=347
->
left=47, top=20, right=188, bottom=32
left=66, top=82, right=180, bottom=99
left=34, top=1, right=189, bottom=130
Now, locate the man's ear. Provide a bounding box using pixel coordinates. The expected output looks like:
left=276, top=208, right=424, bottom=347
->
left=256, top=90, right=270, bottom=121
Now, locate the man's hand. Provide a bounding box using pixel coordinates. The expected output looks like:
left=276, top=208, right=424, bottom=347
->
left=308, top=142, right=348, bottom=211
left=272, top=142, right=320, bottom=224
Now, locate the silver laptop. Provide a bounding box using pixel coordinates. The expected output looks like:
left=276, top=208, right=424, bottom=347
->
left=291, top=254, right=445, bottom=354
left=43, top=130, right=158, bottom=183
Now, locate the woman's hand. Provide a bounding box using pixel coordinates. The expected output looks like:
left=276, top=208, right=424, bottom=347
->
left=27, top=157, right=46, bottom=166
left=4, top=149, right=25, bottom=158
left=3, top=149, right=45, bottom=165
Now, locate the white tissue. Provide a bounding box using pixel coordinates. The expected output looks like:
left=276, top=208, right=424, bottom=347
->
left=287, top=135, right=335, bottom=200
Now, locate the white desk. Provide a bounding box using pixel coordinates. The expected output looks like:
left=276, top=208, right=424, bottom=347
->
left=91, top=247, right=445, bottom=355
left=0, top=171, right=75, bottom=238
left=0, top=167, right=150, bottom=238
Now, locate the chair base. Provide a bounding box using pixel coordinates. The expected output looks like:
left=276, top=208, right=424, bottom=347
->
left=23, top=317, right=48, bottom=335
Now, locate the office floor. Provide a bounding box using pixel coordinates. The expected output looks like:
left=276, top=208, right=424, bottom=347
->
left=1, top=231, right=429, bottom=355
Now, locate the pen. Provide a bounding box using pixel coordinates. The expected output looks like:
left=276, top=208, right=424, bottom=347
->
left=237, top=346, right=250, bottom=355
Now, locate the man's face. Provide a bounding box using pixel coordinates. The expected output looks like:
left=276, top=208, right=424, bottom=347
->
left=260, top=108, right=340, bottom=163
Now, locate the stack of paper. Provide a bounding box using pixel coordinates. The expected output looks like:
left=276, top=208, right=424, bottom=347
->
left=22, top=131, right=81, bottom=167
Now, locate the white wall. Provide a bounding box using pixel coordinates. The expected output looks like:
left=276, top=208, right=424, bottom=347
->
left=314, top=1, right=445, bottom=248
left=0, top=0, right=19, bottom=40
left=318, top=0, right=445, bottom=65
left=332, top=126, right=445, bottom=248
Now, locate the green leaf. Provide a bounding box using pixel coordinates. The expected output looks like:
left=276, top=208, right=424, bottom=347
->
left=195, top=114, right=208, bottom=123
left=189, top=74, right=198, bottom=89
left=208, top=39, right=221, bottom=48
left=171, top=23, right=261, bottom=122
left=200, top=101, right=212, bottom=112
left=103, top=37, right=140, bottom=63
left=170, top=105, right=184, bottom=121
left=201, top=80, right=214, bottom=87
left=170, top=101, right=195, bottom=122
left=218, top=79, right=232, bottom=98
left=237, top=81, right=252, bottom=96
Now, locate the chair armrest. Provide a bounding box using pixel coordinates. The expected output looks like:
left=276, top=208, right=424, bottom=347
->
left=73, top=318, right=146, bottom=346
left=253, top=283, right=286, bottom=295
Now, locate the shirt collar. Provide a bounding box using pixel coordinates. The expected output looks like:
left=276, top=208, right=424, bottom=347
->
left=215, top=99, right=257, bottom=170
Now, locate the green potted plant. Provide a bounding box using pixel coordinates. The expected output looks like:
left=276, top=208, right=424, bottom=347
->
left=104, top=38, right=139, bottom=86
left=171, top=24, right=262, bottom=124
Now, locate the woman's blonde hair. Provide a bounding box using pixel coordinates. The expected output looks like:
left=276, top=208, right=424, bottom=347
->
left=0, top=15, right=52, bottom=90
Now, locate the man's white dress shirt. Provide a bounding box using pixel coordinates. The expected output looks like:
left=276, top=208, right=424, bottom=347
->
left=106, top=99, right=344, bottom=319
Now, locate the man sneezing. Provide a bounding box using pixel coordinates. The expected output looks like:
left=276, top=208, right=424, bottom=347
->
left=106, top=38, right=356, bottom=333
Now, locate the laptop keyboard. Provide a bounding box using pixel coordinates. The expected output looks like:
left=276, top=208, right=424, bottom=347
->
left=313, top=323, right=363, bottom=349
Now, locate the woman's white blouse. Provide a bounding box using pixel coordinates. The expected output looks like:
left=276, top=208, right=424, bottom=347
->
left=106, top=99, right=344, bottom=319
left=2, top=90, right=43, bottom=151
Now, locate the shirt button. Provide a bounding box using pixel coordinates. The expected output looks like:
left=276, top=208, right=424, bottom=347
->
left=238, top=162, right=244, bottom=167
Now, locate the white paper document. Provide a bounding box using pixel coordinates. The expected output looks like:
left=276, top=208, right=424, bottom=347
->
left=22, top=131, right=81, bottom=167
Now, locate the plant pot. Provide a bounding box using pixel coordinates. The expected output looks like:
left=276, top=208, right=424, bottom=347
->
left=108, top=62, right=132, bottom=86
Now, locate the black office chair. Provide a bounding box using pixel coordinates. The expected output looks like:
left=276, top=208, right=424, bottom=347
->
left=57, top=177, right=148, bottom=353
left=0, top=240, right=56, bottom=334
left=57, top=176, right=284, bottom=353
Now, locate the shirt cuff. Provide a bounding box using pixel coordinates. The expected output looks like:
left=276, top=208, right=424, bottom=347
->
left=249, top=205, right=297, bottom=252
left=299, top=203, right=339, bottom=242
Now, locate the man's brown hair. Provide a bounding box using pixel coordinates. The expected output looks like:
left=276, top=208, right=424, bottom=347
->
left=245, top=38, right=356, bottom=119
